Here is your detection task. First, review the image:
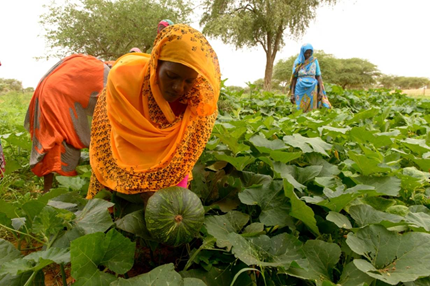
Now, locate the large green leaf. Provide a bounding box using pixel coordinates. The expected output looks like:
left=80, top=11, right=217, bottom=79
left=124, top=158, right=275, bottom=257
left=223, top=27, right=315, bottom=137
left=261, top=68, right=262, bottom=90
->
left=212, top=125, right=250, bottom=155
left=296, top=165, right=323, bottom=184
left=346, top=224, right=430, bottom=284
left=337, top=262, right=374, bottom=286
left=0, top=272, right=33, bottom=286
left=361, top=197, right=396, bottom=212
left=0, top=247, right=69, bottom=276
left=21, top=201, right=46, bottom=223
left=346, top=108, right=380, bottom=124
left=111, top=264, right=183, bottom=286
left=71, top=229, right=135, bottom=283
left=348, top=204, right=404, bottom=227
left=75, top=270, right=116, bottom=286
left=56, top=176, right=88, bottom=191
left=283, top=134, right=332, bottom=157
left=404, top=277, right=430, bottom=286
left=100, top=229, right=136, bottom=274
left=213, top=154, right=256, bottom=171
left=0, top=200, right=17, bottom=218
left=326, top=212, right=352, bottom=229
left=405, top=211, right=430, bottom=232
left=74, top=199, right=114, bottom=234
left=284, top=180, right=319, bottom=235
left=306, top=153, right=341, bottom=177
left=51, top=225, right=86, bottom=248
left=401, top=138, right=430, bottom=156
left=0, top=239, right=21, bottom=265
left=32, top=206, right=69, bottom=237
left=269, top=151, right=302, bottom=164
left=227, top=232, right=306, bottom=269
left=348, top=151, right=391, bottom=176
left=272, top=162, right=306, bottom=192
left=319, top=126, right=350, bottom=136
left=183, top=278, right=206, bottom=286
left=350, top=127, right=393, bottom=148
left=115, top=209, right=152, bottom=240
left=249, top=134, right=286, bottom=154
left=315, top=185, right=377, bottom=213
left=352, top=176, right=401, bottom=196
left=239, top=179, right=292, bottom=227
left=204, top=211, right=249, bottom=250
left=286, top=240, right=341, bottom=286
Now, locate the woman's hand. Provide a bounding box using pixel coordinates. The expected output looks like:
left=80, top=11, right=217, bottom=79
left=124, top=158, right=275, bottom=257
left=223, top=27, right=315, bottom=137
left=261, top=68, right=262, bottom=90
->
left=290, top=93, right=295, bottom=104
left=317, top=91, right=324, bottom=102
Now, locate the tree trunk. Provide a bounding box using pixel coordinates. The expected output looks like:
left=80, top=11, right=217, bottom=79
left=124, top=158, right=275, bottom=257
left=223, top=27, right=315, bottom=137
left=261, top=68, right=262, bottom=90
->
left=264, top=54, right=274, bottom=91
left=262, top=24, right=283, bottom=91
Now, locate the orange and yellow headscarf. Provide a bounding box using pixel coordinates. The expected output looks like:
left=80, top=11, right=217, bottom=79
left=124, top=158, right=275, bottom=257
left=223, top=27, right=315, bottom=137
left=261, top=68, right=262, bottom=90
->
left=87, top=24, right=220, bottom=198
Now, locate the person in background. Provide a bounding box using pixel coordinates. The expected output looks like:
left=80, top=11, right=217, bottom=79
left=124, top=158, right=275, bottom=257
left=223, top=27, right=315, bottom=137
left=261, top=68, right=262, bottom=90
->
left=289, top=43, right=331, bottom=112
left=25, top=54, right=111, bottom=192
left=86, top=24, right=220, bottom=202
left=157, top=19, right=174, bottom=33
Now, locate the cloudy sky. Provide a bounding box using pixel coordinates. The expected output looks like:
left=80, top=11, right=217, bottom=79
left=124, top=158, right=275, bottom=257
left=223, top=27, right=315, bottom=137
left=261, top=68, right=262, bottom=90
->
left=0, top=0, right=429, bottom=88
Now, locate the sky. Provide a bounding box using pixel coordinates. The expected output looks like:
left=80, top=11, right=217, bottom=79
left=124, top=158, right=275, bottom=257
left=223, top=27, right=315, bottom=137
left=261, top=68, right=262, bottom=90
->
left=0, top=0, right=429, bottom=89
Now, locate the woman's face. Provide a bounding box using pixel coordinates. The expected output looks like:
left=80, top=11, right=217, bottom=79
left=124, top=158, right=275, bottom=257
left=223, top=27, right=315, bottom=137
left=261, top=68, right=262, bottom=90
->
left=157, top=61, right=198, bottom=102
left=304, top=49, right=312, bottom=60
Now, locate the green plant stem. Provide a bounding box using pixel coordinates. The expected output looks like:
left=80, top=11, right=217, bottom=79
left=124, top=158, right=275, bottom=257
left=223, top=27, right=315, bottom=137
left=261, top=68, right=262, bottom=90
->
left=183, top=237, right=216, bottom=271
left=230, top=268, right=261, bottom=286
left=60, top=263, right=67, bottom=286
left=45, top=232, right=60, bottom=250
left=0, top=223, right=45, bottom=244
left=23, top=271, right=38, bottom=286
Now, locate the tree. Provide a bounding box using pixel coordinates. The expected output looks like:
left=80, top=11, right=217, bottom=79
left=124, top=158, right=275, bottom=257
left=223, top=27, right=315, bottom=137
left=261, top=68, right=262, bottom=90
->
left=336, top=58, right=380, bottom=89
left=40, top=0, right=192, bottom=60
left=395, top=76, right=430, bottom=89
left=378, top=75, right=397, bottom=89
left=0, top=78, right=23, bottom=94
left=199, top=0, right=337, bottom=90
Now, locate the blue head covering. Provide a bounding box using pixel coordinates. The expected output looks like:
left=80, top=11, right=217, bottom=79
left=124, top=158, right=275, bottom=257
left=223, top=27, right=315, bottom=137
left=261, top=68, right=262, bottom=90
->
left=295, top=43, right=314, bottom=65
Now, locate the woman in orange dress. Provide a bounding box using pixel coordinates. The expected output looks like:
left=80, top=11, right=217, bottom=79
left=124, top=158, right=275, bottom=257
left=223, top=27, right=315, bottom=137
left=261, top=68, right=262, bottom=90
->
left=25, top=54, right=111, bottom=192
left=87, top=24, right=220, bottom=199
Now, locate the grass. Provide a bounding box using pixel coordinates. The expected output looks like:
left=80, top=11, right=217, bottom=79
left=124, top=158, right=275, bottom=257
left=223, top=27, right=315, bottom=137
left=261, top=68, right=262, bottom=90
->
left=402, top=88, right=430, bottom=98
left=1, top=91, right=42, bottom=199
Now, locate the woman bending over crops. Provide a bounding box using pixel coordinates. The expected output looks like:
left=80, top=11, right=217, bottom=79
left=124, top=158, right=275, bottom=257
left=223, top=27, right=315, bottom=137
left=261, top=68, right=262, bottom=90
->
left=289, top=43, right=331, bottom=112
left=25, top=54, right=111, bottom=192
left=86, top=24, right=220, bottom=199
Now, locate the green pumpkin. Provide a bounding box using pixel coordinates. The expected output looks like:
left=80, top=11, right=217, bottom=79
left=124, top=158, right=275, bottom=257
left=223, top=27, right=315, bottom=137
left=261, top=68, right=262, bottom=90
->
left=145, top=187, right=205, bottom=247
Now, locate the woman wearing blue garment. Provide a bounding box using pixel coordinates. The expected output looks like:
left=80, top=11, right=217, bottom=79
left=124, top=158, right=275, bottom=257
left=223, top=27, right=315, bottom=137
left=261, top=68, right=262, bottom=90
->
left=289, top=43, right=331, bottom=112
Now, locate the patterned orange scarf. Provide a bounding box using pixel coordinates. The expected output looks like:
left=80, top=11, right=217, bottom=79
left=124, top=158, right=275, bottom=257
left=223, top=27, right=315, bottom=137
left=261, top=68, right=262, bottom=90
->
left=87, top=24, right=220, bottom=198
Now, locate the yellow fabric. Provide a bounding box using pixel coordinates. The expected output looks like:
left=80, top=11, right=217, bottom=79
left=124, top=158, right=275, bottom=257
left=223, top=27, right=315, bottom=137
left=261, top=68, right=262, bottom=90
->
left=87, top=24, right=220, bottom=198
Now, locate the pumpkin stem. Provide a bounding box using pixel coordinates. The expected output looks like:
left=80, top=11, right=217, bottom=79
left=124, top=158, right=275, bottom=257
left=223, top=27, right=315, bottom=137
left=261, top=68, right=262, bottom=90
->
left=175, top=215, right=183, bottom=223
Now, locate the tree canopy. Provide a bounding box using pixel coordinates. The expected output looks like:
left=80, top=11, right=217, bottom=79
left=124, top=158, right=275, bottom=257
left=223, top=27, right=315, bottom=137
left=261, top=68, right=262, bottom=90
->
left=40, top=0, right=192, bottom=60
left=199, top=0, right=337, bottom=90
left=0, top=78, right=23, bottom=94
left=379, top=75, right=430, bottom=90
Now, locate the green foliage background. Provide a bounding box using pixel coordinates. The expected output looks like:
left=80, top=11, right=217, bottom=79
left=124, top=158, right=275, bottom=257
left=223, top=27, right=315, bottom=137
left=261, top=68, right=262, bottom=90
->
left=2, top=85, right=430, bottom=285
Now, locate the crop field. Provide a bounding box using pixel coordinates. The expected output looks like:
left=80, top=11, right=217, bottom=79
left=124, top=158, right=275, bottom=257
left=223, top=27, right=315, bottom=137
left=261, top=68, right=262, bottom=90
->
left=1, top=85, right=430, bottom=285
left=402, top=88, right=430, bottom=98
